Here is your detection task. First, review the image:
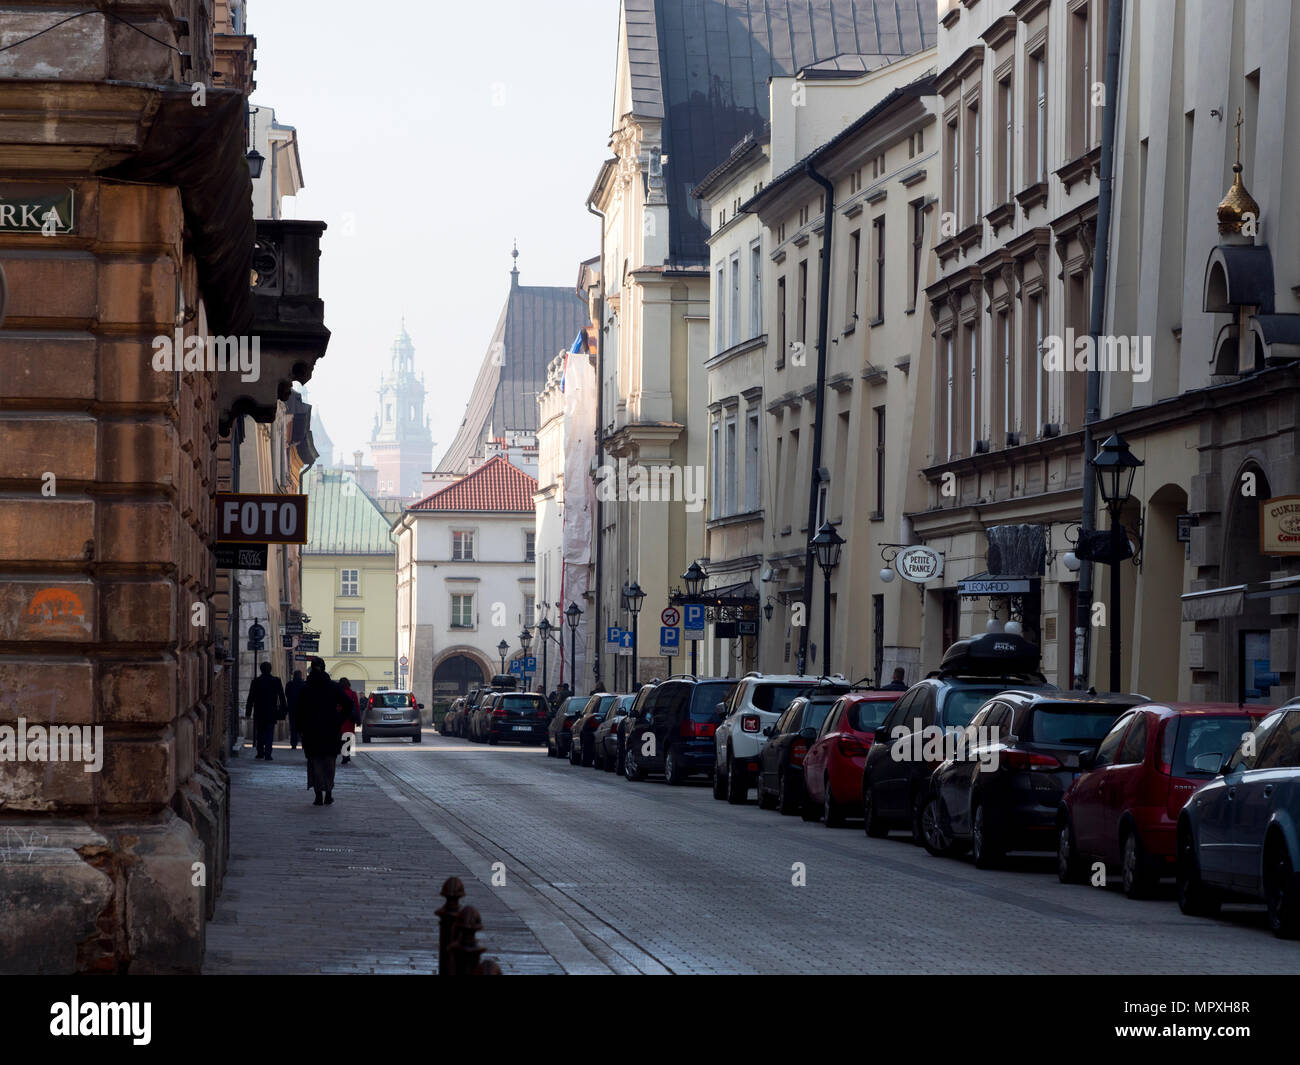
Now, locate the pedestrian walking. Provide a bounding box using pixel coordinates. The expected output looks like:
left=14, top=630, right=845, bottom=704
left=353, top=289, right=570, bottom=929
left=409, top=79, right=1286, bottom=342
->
left=285, top=669, right=305, bottom=749
left=245, top=661, right=287, bottom=760
left=294, top=657, right=348, bottom=805
left=881, top=668, right=908, bottom=691
left=338, top=677, right=360, bottom=765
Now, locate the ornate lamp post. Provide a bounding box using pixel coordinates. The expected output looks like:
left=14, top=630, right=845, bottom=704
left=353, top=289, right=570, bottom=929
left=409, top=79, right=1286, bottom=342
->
left=519, top=628, right=533, bottom=690
left=622, top=582, right=646, bottom=688
left=1092, top=433, right=1143, bottom=693
left=497, top=640, right=508, bottom=675
left=566, top=601, right=583, bottom=697
left=810, top=521, right=845, bottom=677
left=536, top=616, right=553, bottom=696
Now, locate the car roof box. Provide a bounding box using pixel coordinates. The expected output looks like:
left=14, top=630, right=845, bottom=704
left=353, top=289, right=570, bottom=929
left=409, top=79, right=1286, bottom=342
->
left=939, top=633, right=1042, bottom=678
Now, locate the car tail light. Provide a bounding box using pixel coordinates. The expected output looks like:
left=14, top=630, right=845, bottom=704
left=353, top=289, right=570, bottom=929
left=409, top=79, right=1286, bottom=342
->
left=741, top=714, right=760, bottom=733
left=492, top=706, right=506, bottom=717
left=562, top=719, right=573, bottom=731
left=680, top=721, right=715, bottom=739
left=1155, top=719, right=1174, bottom=776
left=790, top=739, right=808, bottom=766
left=410, top=694, right=417, bottom=707
left=538, top=710, right=548, bottom=719
left=837, top=736, right=868, bottom=758
left=1002, top=749, right=1062, bottom=771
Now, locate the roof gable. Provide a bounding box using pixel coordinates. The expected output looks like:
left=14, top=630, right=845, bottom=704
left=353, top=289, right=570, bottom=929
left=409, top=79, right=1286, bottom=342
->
left=304, top=468, right=395, bottom=555
left=409, top=455, right=538, bottom=513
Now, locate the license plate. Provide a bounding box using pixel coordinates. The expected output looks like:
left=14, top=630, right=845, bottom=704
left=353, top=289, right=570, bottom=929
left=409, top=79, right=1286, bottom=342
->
left=384, top=714, right=401, bottom=721
left=513, top=725, right=532, bottom=732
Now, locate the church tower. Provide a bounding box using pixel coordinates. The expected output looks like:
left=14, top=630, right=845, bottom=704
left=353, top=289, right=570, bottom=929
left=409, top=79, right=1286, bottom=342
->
left=370, top=323, right=434, bottom=499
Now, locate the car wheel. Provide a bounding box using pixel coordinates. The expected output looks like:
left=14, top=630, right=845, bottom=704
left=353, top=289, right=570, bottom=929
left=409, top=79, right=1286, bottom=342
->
left=412, top=731, right=422, bottom=744
left=971, top=803, right=1002, bottom=869
left=663, top=745, right=683, bottom=785
left=615, top=742, right=626, bottom=776
left=1057, top=818, right=1087, bottom=884
left=1265, top=840, right=1300, bottom=938
left=623, top=745, right=646, bottom=781
left=757, top=771, right=776, bottom=809
left=776, top=771, right=801, bottom=817
left=1176, top=826, right=1221, bottom=918
left=362, top=733, right=372, bottom=744
left=487, top=733, right=498, bottom=746
left=712, top=758, right=727, bottom=800
left=568, top=738, right=581, bottom=765
left=725, top=755, right=748, bottom=805
left=546, top=738, right=556, bottom=757
left=862, top=784, right=887, bottom=838
left=823, top=776, right=844, bottom=828
left=1121, top=829, right=1156, bottom=899
left=921, top=794, right=952, bottom=857
left=909, top=790, right=927, bottom=846
left=582, top=739, right=595, bottom=768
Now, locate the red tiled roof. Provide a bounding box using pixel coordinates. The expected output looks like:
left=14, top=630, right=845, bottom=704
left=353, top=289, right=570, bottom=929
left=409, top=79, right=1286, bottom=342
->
left=408, top=455, right=536, bottom=513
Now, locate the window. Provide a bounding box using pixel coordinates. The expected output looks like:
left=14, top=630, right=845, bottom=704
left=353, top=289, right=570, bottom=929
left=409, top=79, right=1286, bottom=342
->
left=871, top=216, right=885, bottom=322
left=1094, top=712, right=1134, bottom=767
left=910, top=201, right=925, bottom=309
left=524, top=594, right=535, bottom=627
left=777, top=276, right=787, bottom=367
left=946, top=117, right=960, bottom=222
left=729, top=253, right=741, bottom=347
left=452, top=530, right=475, bottom=561
left=993, top=309, right=1010, bottom=446
left=340, top=569, right=359, bottom=597
left=848, top=229, right=861, bottom=321
left=750, top=242, right=762, bottom=337
left=524, top=530, right=536, bottom=563
left=744, top=408, right=760, bottom=511
left=965, top=100, right=981, bottom=222
left=872, top=595, right=884, bottom=687
left=1028, top=293, right=1045, bottom=434
left=998, top=76, right=1013, bottom=204
left=1257, top=711, right=1300, bottom=770
left=797, top=260, right=808, bottom=344
left=386, top=403, right=392, bottom=422
left=715, top=265, right=726, bottom=354
left=1027, top=50, right=1047, bottom=184
left=723, top=411, right=738, bottom=516
left=339, top=620, right=358, bottom=654
left=710, top=415, right=722, bottom=519
left=450, top=594, right=474, bottom=629
left=874, top=406, right=886, bottom=515
left=1119, top=713, right=1149, bottom=764
left=1069, top=3, right=1090, bottom=157
left=942, top=332, right=955, bottom=459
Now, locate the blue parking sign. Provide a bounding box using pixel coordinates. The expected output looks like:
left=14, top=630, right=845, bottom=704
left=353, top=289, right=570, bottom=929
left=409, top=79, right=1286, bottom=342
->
left=684, top=604, right=705, bottom=630
left=606, top=625, right=624, bottom=646
left=524, top=656, right=537, bottom=672
left=509, top=660, right=522, bottom=674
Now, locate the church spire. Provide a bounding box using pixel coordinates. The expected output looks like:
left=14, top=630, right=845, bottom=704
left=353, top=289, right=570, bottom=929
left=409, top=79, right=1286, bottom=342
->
left=511, top=240, right=519, bottom=289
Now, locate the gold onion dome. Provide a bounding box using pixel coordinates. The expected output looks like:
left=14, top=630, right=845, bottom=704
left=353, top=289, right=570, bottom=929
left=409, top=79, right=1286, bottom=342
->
left=1217, top=162, right=1260, bottom=235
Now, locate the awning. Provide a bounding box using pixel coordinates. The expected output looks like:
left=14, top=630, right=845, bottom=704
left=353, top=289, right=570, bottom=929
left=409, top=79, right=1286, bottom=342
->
left=1181, top=585, right=1246, bottom=621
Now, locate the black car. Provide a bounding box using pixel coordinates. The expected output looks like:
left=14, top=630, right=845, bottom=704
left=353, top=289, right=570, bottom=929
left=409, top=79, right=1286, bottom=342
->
left=755, top=693, right=840, bottom=816
left=569, top=693, right=619, bottom=766
left=478, top=691, right=551, bottom=746
left=547, top=696, right=588, bottom=758
left=624, top=677, right=736, bottom=784
left=595, top=694, right=637, bottom=772
left=861, top=633, right=1057, bottom=843
left=921, top=689, right=1146, bottom=867
left=453, top=688, right=489, bottom=738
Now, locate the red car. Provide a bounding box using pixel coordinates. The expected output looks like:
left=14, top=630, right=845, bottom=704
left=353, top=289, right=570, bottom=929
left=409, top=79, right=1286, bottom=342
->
left=1058, top=702, right=1271, bottom=897
left=801, top=691, right=901, bottom=826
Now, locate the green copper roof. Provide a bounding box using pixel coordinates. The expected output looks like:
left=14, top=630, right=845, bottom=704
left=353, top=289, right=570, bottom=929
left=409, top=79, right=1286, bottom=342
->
left=303, top=467, right=395, bottom=555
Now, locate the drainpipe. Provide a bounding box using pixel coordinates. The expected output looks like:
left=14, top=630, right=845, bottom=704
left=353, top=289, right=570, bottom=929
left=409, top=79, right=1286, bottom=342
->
left=1073, top=0, right=1125, bottom=689
left=797, top=161, right=835, bottom=676
left=586, top=201, right=607, bottom=693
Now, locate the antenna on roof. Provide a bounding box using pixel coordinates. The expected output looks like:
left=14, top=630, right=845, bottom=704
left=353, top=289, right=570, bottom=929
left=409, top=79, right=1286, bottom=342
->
left=511, top=240, right=519, bottom=288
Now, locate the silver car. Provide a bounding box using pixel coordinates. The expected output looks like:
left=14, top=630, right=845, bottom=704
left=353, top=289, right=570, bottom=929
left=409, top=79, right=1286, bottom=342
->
left=361, top=689, right=423, bottom=744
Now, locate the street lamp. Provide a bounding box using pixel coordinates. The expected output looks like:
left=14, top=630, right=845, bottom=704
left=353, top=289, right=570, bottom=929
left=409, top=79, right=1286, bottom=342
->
left=566, top=601, right=583, bottom=697
left=246, top=148, right=265, bottom=179
left=497, top=639, right=508, bottom=675
left=1091, top=432, right=1143, bottom=693
left=518, top=628, right=533, bottom=689
left=622, top=582, right=645, bottom=688
left=536, top=616, right=553, bottom=696
left=682, top=561, right=707, bottom=674
left=811, top=521, right=845, bottom=677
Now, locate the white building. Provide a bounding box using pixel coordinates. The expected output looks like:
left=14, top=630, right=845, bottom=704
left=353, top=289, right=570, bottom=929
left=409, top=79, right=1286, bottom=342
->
left=393, top=456, right=539, bottom=712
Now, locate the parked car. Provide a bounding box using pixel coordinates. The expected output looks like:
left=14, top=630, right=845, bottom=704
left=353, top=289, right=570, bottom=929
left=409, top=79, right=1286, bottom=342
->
left=360, top=689, right=424, bottom=744
left=569, top=693, right=620, bottom=766
left=547, top=696, right=588, bottom=758
left=1177, top=701, right=1300, bottom=936
left=1058, top=702, right=1270, bottom=897
left=802, top=691, right=902, bottom=825
left=713, top=674, right=851, bottom=804
left=624, top=677, right=736, bottom=783
left=452, top=688, right=489, bottom=738
left=921, top=689, right=1145, bottom=867
left=475, top=690, right=551, bottom=746
left=595, top=694, right=637, bottom=771
left=755, top=693, right=841, bottom=815
left=861, top=633, right=1054, bottom=843
left=439, top=698, right=464, bottom=736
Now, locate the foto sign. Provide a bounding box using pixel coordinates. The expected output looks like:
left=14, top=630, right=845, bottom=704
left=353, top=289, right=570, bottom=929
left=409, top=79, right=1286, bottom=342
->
left=895, top=546, right=943, bottom=584
left=216, top=493, right=308, bottom=544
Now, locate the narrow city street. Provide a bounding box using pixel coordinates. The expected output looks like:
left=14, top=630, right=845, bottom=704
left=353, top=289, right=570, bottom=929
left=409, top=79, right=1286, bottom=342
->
left=208, top=733, right=1300, bottom=976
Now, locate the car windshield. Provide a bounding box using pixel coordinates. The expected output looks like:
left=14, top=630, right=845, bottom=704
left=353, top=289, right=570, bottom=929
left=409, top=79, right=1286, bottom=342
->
left=371, top=693, right=410, bottom=708
left=562, top=698, right=585, bottom=716
left=1025, top=703, right=1127, bottom=745
left=752, top=683, right=836, bottom=714
left=1173, top=715, right=1256, bottom=777
left=501, top=695, right=547, bottom=712
left=849, top=699, right=898, bottom=731
left=690, top=683, right=735, bottom=720
left=800, top=697, right=839, bottom=731
left=940, top=688, right=1006, bottom=729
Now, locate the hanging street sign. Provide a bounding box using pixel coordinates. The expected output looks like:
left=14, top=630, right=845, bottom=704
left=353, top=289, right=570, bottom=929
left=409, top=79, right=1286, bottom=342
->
left=213, top=542, right=268, bottom=570
left=894, top=546, right=944, bottom=583
left=216, top=493, right=308, bottom=544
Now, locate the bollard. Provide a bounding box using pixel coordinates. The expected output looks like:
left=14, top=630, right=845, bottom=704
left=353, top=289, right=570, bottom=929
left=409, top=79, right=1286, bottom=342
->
left=436, top=877, right=465, bottom=976
left=450, top=906, right=485, bottom=976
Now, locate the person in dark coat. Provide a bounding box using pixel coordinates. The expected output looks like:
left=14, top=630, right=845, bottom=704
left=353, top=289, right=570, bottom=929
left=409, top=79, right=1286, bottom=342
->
left=245, top=661, right=287, bottom=760
left=294, top=657, right=347, bottom=805
left=881, top=668, right=908, bottom=691
left=285, top=669, right=306, bottom=749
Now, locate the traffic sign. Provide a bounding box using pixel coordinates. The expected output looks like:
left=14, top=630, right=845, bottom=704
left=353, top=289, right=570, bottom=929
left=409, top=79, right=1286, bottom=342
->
left=616, top=630, right=634, bottom=657
left=509, top=660, right=522, bottom=674
left=399, top=655, right=409, bottom=668
left=524, top=656, right=537, bottom=672
left=683, top=603, right=705, bottom=641
left=606, top=625, right=624, bottom=646
left=660, top=606, right=680, bottom=627
left=660, top=626, right=680, bottom=656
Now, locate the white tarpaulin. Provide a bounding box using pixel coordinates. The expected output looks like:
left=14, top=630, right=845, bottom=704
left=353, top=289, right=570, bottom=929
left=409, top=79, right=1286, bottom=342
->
left=561, top=347, right=596, bottom=689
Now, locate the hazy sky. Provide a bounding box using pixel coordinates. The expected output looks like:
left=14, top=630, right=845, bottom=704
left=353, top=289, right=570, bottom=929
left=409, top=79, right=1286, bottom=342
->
left=249, top=0, right=617, bottom=468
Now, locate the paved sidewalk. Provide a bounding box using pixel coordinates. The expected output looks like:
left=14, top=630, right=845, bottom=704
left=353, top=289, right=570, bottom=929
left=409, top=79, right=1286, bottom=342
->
left=203, top=743, right=563, bottom=974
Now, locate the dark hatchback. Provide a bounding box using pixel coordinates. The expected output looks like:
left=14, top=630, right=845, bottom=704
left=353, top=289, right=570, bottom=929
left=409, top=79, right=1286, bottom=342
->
left=595, top=694, right=638, bottom=771
left=625, top=678, right=736, bottom=784
left=569, top=693, right=619, bottom=766
left=453, top=688, right=491, bottom=738
left=922, top=689, right=1146, bottom=867
left=481, top=691, right=551, bottom=745
left=756, top=693, right=841, bottom=816
left=861, top=633, right=1055, bottom=843
left=547, top=696, right=587, bottom=758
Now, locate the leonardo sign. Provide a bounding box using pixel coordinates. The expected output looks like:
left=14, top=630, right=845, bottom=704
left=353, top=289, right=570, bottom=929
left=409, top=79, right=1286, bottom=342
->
left=0, top=184, right=75, bottom=234
left=216, top=493, right=308, bottom=544
left=894, top=546, right=943, bottom=584
left=1261, top=496, right=1300, bottom=555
